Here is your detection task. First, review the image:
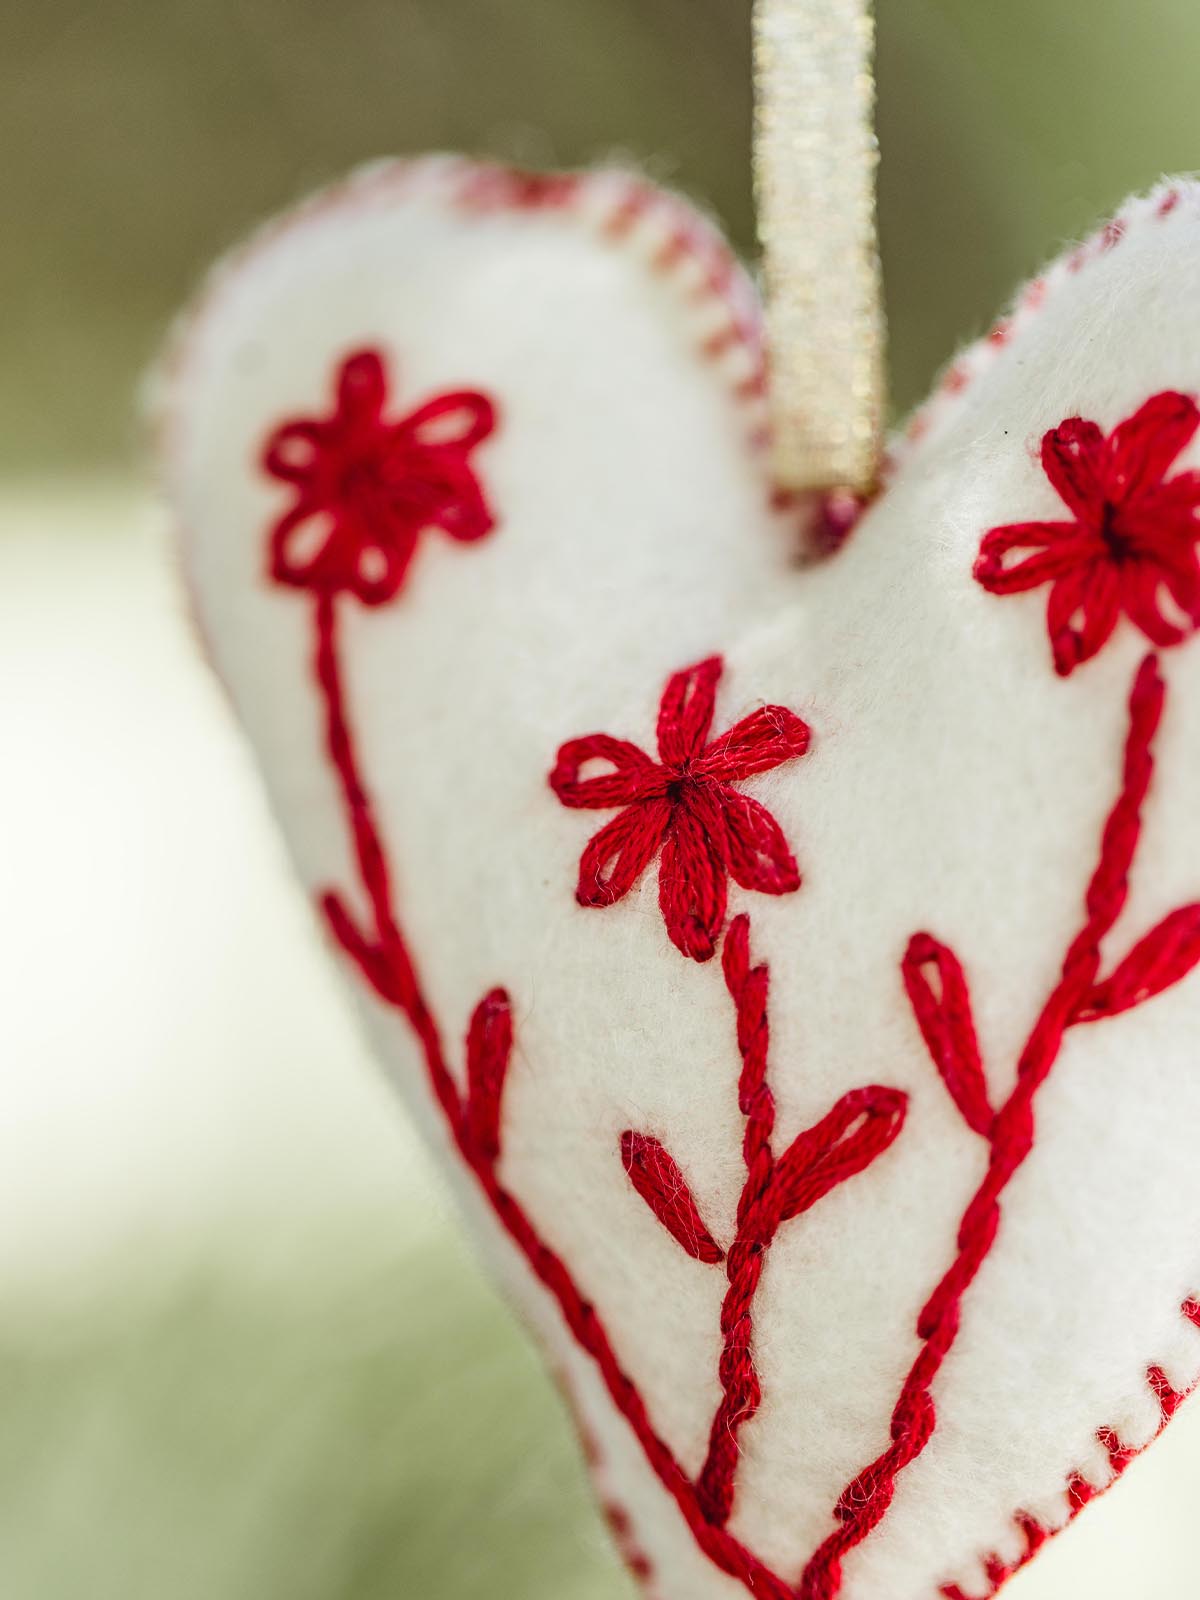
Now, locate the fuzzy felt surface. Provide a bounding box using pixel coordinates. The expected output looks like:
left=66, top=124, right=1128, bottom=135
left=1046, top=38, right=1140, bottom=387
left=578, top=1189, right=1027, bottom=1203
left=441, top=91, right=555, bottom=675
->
left=156, top=158, right=1200, bottom=1600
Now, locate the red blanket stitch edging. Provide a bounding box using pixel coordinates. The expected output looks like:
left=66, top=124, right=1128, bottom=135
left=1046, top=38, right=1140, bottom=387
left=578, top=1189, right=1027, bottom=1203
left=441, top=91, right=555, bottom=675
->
left=310, top=576, right=1200, bottom=1599
left=258, top=345, right=1200, bottom=1600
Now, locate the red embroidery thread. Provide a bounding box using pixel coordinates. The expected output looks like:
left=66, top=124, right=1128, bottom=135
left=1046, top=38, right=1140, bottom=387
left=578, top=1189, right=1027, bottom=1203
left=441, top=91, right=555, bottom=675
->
left=262, top=347, right=498, bottom=604
left=549, top=656, right=811, bottom=961
left=695, top=916, right=907, bottom=1526
left=620, top=1131, right=726, bottom=1266
left=264, top=347, right=1200, bottom=1600
left=618, top=913, right=908, bottom=1528
left=940, top=1298, right=1200, bottom=1600
left=974, top=392, right=1200, bottom=674
left=307, top=577, right=809, bottom=1600
left=795, top=653, right=1200, bottom=1600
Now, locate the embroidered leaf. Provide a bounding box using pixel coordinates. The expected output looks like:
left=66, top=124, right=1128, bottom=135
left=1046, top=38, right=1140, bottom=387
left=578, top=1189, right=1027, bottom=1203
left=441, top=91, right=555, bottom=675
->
left=1077, top=903, right=1200, bottom=1021
left=772, top=1086, right=908, bottom=1225
left=620, top=1131, right=725, bottom=1265
left=902, top=932, right=994, bottom=1137
left=464, top=988, right=514, bottom=1161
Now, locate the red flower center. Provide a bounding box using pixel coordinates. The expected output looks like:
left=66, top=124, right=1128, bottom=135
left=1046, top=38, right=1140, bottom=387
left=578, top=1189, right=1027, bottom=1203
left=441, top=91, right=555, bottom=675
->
left=1099, top=503, right=1135, bottom=563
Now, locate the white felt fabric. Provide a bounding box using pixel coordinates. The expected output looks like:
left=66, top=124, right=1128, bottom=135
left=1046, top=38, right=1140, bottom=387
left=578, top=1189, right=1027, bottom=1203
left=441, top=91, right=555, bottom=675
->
left=156, top=161, right=1200, bottom=1600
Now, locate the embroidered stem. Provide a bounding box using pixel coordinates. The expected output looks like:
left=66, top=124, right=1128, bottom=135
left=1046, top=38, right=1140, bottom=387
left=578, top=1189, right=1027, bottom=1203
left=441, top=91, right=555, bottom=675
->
left=697, top=916, right=778, bottom=1522
left=314, top=590, right=454, bottom=1115
left=310, top=591, right=798, bottom=1600
left=796, top=654, right=1168, bottom=1600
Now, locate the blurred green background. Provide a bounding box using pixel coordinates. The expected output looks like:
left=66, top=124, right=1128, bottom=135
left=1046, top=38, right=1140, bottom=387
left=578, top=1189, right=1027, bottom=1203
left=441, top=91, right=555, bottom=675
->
left=4, top=4, right=1200, bottom=1598
left=7, top=0, right=1200, bottom=474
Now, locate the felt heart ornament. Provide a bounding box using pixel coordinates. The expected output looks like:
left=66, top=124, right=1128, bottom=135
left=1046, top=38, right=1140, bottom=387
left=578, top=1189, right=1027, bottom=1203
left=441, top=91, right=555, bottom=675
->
left=155, top=158, right=1200, bottom=1600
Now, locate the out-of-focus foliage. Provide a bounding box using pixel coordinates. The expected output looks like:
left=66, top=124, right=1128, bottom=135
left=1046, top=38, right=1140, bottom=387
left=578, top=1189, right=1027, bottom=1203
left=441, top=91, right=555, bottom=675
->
left=4, top=0, right=1200, bottom=472
left=0, top=1232, right=630, bottom=1600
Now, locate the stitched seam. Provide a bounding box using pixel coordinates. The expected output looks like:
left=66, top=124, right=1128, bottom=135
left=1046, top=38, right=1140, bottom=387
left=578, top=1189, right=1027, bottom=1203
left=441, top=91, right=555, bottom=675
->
left=149, top=155, right=777, bottom=508
left=156, top=165, right=1200, bottom=1599
left=938, top=1299, right=1200, bottom=1600
left=887, top=182, right=1199, bottom=479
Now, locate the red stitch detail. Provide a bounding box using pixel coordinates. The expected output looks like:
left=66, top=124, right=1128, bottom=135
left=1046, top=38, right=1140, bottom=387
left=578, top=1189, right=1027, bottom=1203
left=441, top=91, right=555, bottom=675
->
left=455, top=164, right=582, bottom=212
left=696, top=916, right=908, bottom=1526
left=703, top=325, right=741, bottom=360
left=1076, top=902, right=1200, bottom=1020
left=549, top=658, right=810, bottom=962
left=154, top=157, right=779, bottom=552
left=284, top=422, right=913, bottom=1593
left=309, top=578, right=798, bottom=1599
left=1149, top=1363, right=1185, bottom=1418
left=464, top=988, right=514, bottom=1164
left=275, top=377, right=1200, bottom=1599
left=262, top=348, right=497, bottom=604
left=975, top=392, right=1200, bottom=674
left=605, top=1502, right=656, bottom=1583
left=555, top=1378, right=660, bottom=1594
left=1066, top=1470, right=1096, bottom=1511
left=888, top=185, right=1200, bottom=486
left=604, top=189, right=654, bottom=240
left=209, top=181, right=1200, bottom=1593
left=945, top=1299, right=1200, bottom=1599
left=903, top=934, right=994, bottom=1138
left=620, top=1131, right=726, bottom=1265
left=812, top=489, right=869, bottom=554
left=797, top=653, right=1197, bottom=1600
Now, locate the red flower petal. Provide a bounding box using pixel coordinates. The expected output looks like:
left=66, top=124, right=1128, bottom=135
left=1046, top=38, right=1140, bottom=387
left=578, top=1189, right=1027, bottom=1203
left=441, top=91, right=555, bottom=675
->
left=717, top=787, right=801, bottom=896
left=657, top=803, right=728, bottom=962
left=974, top=522, right=1096, bottom=593
left=700, top=705, right=811, bottom=782
left=1106, top=390, right=1200, bottom=502
left=398, top=391, right=498, bottom=453
left=576, top=799, right=671, bottom=908
left=269, top=504, right=336, bottom=589
left=336, top=348, right=388, bottom=424
left=657, top=657, right=723, bottom=767
left=549, top=736, right=663, bottom=809
left=430, top=474, right=497, bottom=544
left=262, top=420, right=324, bottom=485
left=1121, top=562, right=1191, bottom=647
left=350, top=527, right=418, bottom=606
left=1046, top=560, right=1121, bottom=675
left=1136, top=470, right=1200, bottom=523
left=1041, top=416, right=1107, bottom=523
left=1162, top=551, right=1200, bottom=622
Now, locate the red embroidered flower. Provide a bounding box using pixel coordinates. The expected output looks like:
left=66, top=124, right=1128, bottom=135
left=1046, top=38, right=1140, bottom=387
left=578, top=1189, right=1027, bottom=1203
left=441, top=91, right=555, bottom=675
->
left=549, top=657, right=811, bottom=962
left=262, top=347, right=498, bottom=605
left=974, top=391, right=1200, bottom=675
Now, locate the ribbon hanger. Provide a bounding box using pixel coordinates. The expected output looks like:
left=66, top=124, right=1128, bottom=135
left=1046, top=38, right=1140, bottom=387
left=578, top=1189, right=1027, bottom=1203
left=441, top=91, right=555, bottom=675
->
left=754, top=0, right=885, bottom=497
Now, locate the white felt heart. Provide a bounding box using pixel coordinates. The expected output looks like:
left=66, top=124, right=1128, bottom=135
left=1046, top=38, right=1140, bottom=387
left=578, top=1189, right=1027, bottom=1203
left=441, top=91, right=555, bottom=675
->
left=155, top=160, right=1200, bottom=1600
